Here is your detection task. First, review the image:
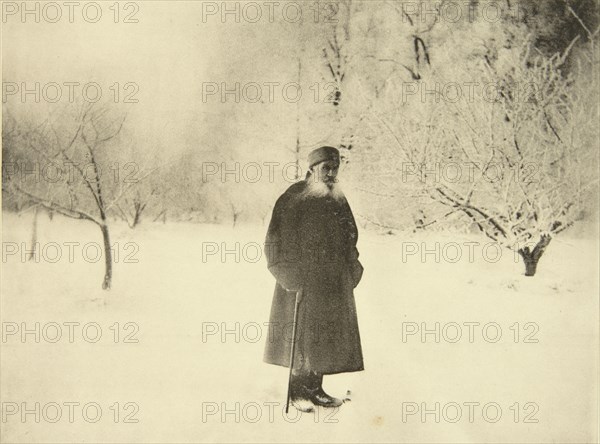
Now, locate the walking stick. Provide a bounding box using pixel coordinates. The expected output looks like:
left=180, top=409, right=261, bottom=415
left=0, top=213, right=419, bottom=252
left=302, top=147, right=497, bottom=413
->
left=285, top=288, right=303, bottom=414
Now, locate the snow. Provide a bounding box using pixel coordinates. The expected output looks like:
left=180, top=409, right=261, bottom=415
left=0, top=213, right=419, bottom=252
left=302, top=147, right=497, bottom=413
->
left=1, top=212, right=598, bottom=443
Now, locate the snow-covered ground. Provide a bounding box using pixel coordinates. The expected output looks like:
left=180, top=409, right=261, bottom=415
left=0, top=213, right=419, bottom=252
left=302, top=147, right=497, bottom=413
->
left=1, top=212, right=598, bottom=443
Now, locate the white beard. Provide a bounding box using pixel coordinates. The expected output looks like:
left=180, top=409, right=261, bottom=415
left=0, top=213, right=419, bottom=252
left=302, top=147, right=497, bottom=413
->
left=302, top=178, right=346, bottom=202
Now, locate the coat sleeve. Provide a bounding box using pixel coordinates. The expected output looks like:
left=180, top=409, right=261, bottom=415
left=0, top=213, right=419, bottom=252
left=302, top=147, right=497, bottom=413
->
left=264, top=190, right=304, bottom=292
left=340, top=198, right=364, bottom=288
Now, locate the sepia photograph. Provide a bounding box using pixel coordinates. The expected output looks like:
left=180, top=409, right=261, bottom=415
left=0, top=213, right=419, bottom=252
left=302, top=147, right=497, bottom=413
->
left=1, top=0, right=599, bottom=442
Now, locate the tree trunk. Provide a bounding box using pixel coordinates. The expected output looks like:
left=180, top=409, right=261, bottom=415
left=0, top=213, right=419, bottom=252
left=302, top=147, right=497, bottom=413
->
left=518, top=235, right=552, bottom=277
left=295, top=56, right=302, bottom=181
left=100, top=223, right=112, bottom=290
left=28, top=206, right=39, bottom=261
left=132, top=209, right=141, bottom=228
left=131, top=200, right=145, bottom=228
left=153, top=209, right=167, bottom=224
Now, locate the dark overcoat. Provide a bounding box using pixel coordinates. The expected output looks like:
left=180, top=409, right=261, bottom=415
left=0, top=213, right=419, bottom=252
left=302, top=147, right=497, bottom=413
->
left=263, top=180, right=364, bottom=375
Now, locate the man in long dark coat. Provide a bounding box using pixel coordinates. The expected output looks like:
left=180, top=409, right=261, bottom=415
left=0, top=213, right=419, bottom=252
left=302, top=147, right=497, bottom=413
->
left=264, top=146, right=364, bottom=410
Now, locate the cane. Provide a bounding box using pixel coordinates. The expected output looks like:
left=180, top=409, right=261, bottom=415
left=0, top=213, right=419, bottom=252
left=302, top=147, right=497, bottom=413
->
left=285, top=288, right=303, bottom=414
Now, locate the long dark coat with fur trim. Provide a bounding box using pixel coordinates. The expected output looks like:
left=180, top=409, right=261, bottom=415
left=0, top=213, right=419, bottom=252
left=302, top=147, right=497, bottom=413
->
left=263, top=179, right=364, bottom=375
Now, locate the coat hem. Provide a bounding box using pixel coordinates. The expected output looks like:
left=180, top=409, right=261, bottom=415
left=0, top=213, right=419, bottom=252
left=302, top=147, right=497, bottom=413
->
left=263, top=358, right=364, bottom=375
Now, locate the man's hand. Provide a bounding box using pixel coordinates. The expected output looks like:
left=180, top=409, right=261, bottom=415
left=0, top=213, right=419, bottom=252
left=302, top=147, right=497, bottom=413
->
left=350, top=260, right=364, bottom=288
left=286, top=288, right=303, bottom=302
left=292, top=288, right=303, bottom=304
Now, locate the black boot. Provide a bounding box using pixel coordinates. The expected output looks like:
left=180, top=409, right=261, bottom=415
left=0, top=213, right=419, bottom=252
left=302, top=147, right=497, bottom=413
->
left=290, top=372, right=315, bottom=412
left=305, top=372, right=343, bottom=408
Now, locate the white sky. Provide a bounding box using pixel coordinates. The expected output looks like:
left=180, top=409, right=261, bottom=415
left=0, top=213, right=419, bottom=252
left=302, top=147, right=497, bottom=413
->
left=1, top=2, right=304, bottom=161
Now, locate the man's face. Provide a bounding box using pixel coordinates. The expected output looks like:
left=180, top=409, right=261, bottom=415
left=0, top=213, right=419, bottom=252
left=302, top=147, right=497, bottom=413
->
left=312, top=160, right=339, bottom=188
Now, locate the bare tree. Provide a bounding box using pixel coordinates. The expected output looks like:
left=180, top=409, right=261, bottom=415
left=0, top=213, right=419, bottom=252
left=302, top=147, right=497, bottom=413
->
left=115, top=187, right=158, bottom=228
left=382, top=0, right=441, bottom=80
left=111, top=150, right=161, bottom=229
left=3, top=101, right=128, bottom=289
left=365, top=35, right=598, bottom=276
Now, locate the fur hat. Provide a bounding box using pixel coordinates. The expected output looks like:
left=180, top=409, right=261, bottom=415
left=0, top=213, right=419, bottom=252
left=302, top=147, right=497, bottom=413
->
left=308, top=146, right=340, bottom=169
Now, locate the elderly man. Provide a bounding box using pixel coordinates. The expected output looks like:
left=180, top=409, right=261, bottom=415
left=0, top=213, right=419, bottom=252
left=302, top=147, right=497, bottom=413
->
left=264, top=146, right=364, bottom=412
